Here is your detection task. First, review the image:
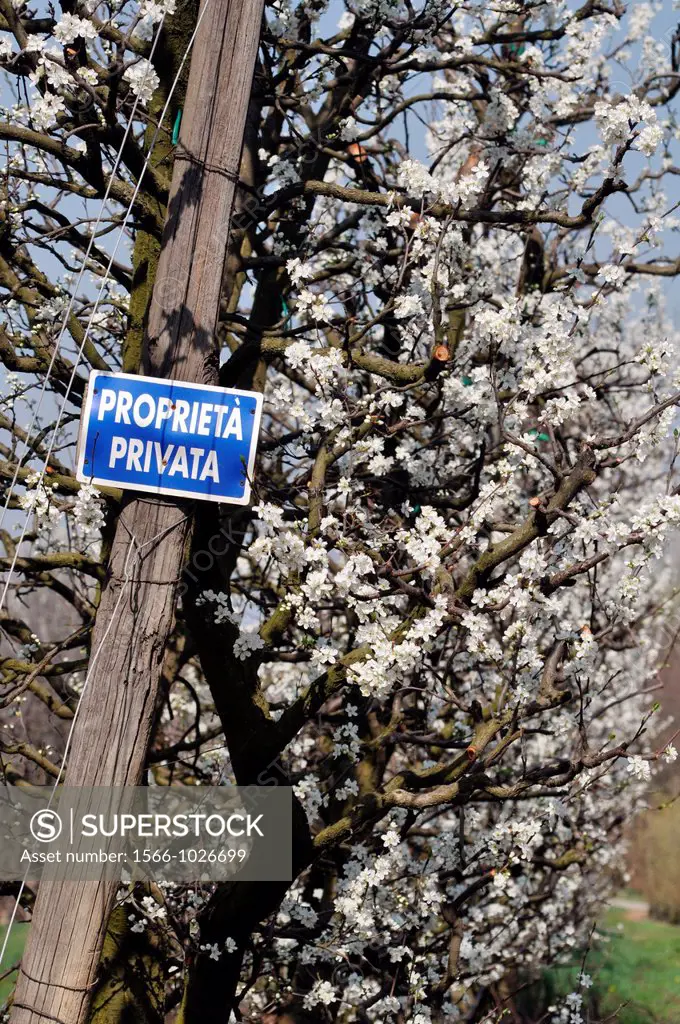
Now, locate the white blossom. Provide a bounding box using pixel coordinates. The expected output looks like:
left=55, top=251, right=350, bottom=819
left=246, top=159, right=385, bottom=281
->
left=123, top=59, right=160, bottom=104
left=626, top=755, right=652, bottom=782
left=31, top=93, right=66, bottom=129
left=53, top=14, right=98, bottom=43
left=73, top=484, right=105, bottom=535
left=233, top=630, right=265, bottom=660
left=303, top=979, right=337, bottom=1008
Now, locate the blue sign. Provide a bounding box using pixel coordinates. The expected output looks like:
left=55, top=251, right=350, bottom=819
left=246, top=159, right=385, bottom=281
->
left=76, top=371, right=263, bottom=506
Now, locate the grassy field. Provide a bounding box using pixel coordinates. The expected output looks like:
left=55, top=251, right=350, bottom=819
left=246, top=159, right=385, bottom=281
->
left=592, top=909, right=680, bottom=1023
left=0, top=923, right=28, bottom=1005
left=534, top=908, right=680, bottom=1023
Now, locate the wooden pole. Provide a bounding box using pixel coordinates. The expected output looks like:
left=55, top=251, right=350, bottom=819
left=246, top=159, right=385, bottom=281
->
left=10, top=0, right=263, bottom=1019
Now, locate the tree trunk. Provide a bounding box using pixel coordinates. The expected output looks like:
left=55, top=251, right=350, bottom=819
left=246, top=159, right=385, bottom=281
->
left=10, top=0, right=264, bottom=1020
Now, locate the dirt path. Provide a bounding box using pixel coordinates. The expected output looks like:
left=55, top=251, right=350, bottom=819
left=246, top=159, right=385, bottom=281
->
left=609, top=896, right=650, bottom=921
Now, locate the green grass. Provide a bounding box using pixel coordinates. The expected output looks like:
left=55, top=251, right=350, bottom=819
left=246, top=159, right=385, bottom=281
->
left=591, top=910, right=680, bottom=1023
left=532, top=909, right=680, bottom=1024
left=0, top=923, right=28, bottom=1005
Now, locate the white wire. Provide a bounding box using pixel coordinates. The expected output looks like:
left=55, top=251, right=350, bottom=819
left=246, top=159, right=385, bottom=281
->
left=0, top=0, right=215, bottom=972
left=0, top=514, right=185, bottom=969
left=0, top=0, right=213, bottom=616
left=0, top=538, right=135, bottom=969
left=48, top=537, right=139, bottom=795
left=0, top=15, right=169, bottom=538
left=0, top=878, right=25, bottom=968
left=0, top=15, right=169, bottom=977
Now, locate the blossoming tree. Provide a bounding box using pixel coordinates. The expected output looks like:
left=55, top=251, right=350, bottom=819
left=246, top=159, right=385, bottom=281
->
left=1, top=0, right=680, bottom=1021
